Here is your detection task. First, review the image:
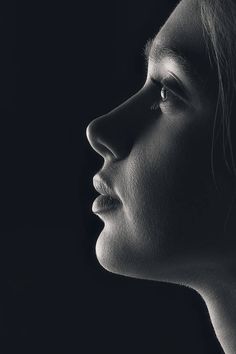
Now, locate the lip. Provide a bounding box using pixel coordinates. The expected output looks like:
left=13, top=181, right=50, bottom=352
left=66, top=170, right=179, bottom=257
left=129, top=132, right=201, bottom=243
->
left=92, top=174, right=121, bottom=214
left=93, top=175, right=120, bottom=200
left=92, top=195, right=120, bottom=214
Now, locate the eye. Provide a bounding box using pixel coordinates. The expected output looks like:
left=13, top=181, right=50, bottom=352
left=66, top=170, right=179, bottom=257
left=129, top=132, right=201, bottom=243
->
left=160, top=86, right=168, bottom=102
left=149, top=76, right=187, bottom=112
left=160, top=86, right=179, bottom=104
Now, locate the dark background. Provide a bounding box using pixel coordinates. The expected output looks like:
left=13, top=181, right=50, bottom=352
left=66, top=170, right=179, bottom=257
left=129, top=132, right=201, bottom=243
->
left=2, top=1, right=224, bottom=353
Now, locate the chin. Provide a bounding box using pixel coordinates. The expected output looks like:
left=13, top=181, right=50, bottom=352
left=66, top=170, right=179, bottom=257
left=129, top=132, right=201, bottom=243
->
left=95, top=232, right=211, bottom=287
left=95, top=232, right=171, bottom=282
left=95, top=235, right=134, bottom=277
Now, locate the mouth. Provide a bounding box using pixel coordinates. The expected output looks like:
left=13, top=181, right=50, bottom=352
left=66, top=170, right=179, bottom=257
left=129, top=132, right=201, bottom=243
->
left=92, top=175, right=121, bottom=214
left=92, top=195, right=120, bottom=214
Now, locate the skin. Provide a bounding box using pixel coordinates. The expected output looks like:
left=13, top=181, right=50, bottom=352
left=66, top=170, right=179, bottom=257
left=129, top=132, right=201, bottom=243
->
left=86, top=0, right=236, bottom=352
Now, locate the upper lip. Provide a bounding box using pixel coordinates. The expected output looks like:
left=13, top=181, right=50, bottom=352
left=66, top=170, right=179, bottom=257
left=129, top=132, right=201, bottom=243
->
left=93, top=174, right=120, bottom=201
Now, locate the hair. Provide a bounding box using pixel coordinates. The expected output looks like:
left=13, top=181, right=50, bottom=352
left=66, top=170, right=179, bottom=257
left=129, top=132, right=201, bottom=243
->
left=197, top=0, right=236, bottom=187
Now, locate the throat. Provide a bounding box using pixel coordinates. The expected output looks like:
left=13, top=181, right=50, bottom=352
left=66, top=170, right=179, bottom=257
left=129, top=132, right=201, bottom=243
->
left=196, top=275, right=236, bottom=354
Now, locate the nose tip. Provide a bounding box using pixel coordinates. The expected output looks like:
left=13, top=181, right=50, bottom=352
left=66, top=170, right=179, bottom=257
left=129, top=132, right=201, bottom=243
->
left=86, top=116, right=120, bottom=160
left=86, top=118, right=104, bottom=156
left=86, top=92, right=141, bottom=161
left=86, top=120, right=94, bottom=148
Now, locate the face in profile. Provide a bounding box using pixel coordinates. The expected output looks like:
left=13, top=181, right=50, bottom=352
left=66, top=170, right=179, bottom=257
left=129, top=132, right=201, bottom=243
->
left=86, top=0, right=236, bottom=285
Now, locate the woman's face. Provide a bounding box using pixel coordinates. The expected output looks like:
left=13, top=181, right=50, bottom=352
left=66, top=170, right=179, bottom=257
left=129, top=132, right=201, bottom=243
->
left=86, top=0, right=234, bottom=283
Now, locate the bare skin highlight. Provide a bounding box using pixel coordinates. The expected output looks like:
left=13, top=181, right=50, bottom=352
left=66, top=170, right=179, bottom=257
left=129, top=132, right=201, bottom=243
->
left=86, top=1, right=236, bottom=353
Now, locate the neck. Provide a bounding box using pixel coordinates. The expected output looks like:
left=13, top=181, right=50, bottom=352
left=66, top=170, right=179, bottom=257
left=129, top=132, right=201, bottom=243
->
left=192, top=265, right=236, bottom=354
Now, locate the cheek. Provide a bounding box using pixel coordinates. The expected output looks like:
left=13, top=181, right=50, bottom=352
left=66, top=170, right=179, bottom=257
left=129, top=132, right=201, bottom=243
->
left=124, top=116, right=215, bottom=251
left=121, top=125, right=180, bottom=257
left=95, top=113, right=223, bottom=278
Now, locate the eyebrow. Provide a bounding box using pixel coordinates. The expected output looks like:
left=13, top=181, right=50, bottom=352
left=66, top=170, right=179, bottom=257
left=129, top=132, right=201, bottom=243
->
left=144, top=37, right=205, bottom=90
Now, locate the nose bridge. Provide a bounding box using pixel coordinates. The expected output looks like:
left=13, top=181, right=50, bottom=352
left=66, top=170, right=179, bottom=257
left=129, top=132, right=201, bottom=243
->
left=107, top=88, right=144, bottom=120
left=86, top=88, right=146, bottom=160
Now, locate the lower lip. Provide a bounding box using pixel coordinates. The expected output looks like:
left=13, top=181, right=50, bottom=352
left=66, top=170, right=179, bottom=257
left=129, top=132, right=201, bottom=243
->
left=92, top=195, right=120, bottom=214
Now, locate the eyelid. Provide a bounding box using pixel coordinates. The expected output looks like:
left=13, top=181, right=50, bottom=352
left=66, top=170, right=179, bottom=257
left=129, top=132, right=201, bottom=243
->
left=150, top=72, right=189, bottom=103
left=163, top=72, right=189, bottom=100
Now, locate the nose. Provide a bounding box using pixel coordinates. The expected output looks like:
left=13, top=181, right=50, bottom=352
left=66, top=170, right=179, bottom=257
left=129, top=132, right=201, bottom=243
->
left=86, top=113, right=127, bottom=161
left=86, top=90, right=147, bottom=161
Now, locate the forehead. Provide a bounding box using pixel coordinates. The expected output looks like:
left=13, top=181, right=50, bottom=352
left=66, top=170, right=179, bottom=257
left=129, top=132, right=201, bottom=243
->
left=152, top=0, right=213, bottom=79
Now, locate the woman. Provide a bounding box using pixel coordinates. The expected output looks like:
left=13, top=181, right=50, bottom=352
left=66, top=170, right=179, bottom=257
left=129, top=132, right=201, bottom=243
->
left=86, top=0, right=236, bottom=353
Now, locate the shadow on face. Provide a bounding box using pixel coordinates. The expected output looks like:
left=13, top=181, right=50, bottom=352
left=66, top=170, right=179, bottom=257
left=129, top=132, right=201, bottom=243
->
left=86, top=0, right=236, bottom=285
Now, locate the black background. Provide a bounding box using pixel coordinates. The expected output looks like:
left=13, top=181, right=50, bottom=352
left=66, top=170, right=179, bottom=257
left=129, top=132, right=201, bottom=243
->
left=2, top=1, right=225, bottom=353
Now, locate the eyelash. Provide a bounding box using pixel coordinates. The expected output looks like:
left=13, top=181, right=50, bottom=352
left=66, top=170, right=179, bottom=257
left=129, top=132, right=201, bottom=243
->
left=150, top=77, right=183, bottom=111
